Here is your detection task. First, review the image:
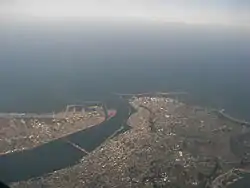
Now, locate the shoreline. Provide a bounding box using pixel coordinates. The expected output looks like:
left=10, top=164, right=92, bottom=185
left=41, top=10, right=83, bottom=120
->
left=0, top=102, right=108, bottom=155
left=116, top=91, right=250, bottom=127
left=10, top=93, right=249, bottom=188
left=0, top=101, right=105, bottom=118
left=0, top=92, right=248, bottom=129
left=113, top=91, right=188, bottom=97
left=1, top=92, right=250, bottom=186
left=0, top=98, right=131, bottom=183
left=0, top=116, right=105, bottom=156
left=214, top=110, right=250, bottom=127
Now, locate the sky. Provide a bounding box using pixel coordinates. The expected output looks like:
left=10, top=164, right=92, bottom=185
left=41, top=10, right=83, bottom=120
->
left=0, top=0, right=250, bottom=27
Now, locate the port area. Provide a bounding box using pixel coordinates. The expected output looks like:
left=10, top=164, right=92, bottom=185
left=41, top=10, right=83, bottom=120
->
left=12, top=94, right=250, bottom=188
left=0, top=102, right=107, bottom=155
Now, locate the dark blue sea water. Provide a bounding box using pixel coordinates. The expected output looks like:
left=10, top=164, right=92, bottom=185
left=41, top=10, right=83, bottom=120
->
left=0, top=22, right=250, bottom=120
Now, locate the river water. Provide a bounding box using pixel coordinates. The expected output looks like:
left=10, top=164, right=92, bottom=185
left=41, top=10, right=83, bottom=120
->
left=0, top=98, right=132, bottom=183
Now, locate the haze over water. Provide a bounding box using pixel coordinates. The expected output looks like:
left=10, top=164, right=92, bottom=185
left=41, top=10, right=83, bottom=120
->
left=0, top=21, right=250, bottom=120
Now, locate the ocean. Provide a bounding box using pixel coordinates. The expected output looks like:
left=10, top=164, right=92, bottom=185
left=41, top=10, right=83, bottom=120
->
left=0, top=21, right=250, bottom=120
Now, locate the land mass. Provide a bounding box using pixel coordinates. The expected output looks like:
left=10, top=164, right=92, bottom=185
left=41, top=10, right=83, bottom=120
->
left=0, top=102, right=106, bottom=154
left=9, top=93, right=250, bottom=188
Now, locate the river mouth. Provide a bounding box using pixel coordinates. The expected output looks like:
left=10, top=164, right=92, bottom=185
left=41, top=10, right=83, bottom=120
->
left=0, top=98, right=134, bottom=183
left=1, top=94, right=250, bottom=187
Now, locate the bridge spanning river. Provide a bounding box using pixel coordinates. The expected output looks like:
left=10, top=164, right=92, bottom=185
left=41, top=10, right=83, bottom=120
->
left=0, top=98, right=133, bottom=183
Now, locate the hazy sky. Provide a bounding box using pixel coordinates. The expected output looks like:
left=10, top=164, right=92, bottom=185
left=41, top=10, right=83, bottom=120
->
left=1, top=0, right=250, bottom=27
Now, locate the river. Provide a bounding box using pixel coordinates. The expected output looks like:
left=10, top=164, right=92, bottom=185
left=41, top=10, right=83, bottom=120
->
left=0, top=98, right=133, bottom=183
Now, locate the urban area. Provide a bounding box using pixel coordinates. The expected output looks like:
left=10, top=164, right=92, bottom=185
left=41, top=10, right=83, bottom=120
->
left=11, top=94, right=250, bottom=188
left=0, top=103, right=105, bottom=154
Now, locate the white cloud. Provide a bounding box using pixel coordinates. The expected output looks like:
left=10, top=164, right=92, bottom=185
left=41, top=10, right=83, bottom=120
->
left=0, top=0, right=249, bottom=27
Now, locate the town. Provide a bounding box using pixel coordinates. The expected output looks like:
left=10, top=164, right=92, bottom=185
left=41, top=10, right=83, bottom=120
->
left=11, top=94, right=250, bottom=188
left=0, top=102, right=106, bottom=154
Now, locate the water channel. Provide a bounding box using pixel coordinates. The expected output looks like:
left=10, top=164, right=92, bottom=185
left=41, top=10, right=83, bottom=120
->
left=1, top=96, right=250, bottom=187
left=0, top=98, right=134, bottom=183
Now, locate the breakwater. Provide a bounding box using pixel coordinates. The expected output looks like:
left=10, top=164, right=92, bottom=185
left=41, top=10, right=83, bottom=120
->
left=113, top=91, right=188, bottom=97
left=215, top=110, right=250, bottom=127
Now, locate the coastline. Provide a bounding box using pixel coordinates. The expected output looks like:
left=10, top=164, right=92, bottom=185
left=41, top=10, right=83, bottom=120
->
left=0, top=117, right=105, bottom=156
left=1, top=92, right=250, bottom=187
left=0, top=98, right=131, bottom=183
left=11, top=92, right=250, bottom=188
left=214, top=110, right=250, bottom=127
left=0, top=102, right=108, bottom=155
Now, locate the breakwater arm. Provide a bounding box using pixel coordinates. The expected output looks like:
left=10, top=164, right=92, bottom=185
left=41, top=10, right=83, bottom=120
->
left=113, top=91, right=188, bottom=97
left=214, top=110, right=250, bottom=126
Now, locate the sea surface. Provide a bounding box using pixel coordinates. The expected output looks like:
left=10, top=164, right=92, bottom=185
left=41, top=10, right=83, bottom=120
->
left=0, top=22, right=250, bottom=119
